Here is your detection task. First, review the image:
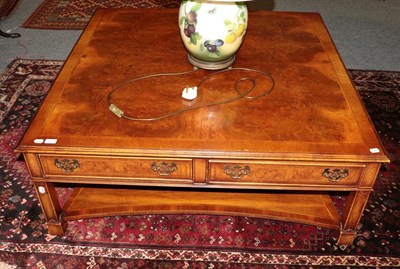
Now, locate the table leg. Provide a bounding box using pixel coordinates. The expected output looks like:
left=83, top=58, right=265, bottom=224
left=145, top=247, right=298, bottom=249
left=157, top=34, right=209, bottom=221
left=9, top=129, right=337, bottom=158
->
left=337, top=190, right=371, bottom=245
left=33, top=182, right=66, bottom=235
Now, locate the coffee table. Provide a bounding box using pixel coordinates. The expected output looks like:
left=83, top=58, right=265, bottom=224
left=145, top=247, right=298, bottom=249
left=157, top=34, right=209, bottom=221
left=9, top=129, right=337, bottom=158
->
left=16, top=9, right=389, bottom=245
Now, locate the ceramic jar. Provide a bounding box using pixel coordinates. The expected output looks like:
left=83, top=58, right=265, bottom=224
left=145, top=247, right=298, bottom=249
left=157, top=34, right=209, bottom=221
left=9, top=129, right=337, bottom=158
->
left=179, top=0, right=248, bottom=69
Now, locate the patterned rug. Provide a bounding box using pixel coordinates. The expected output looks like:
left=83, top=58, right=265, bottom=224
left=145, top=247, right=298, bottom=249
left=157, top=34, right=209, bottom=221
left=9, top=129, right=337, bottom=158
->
left=0, top=59, right=399, bottom=268
left=22, top=0, right=181, bottom=30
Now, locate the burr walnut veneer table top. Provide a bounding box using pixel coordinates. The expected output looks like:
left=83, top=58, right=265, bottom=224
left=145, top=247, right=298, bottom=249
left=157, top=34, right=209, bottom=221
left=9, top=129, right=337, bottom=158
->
left=17, top=9, right=389, bottom=245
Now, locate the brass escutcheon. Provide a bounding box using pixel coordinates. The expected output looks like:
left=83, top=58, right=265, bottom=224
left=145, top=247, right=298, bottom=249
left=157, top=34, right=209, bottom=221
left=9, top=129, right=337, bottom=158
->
left=224, top=165, right=250, bottom=179
left=322, top=168, right=349, bottom=182
left=151, top=162, right=178, bottom=176
left=54, top=159, right=80, bottom=173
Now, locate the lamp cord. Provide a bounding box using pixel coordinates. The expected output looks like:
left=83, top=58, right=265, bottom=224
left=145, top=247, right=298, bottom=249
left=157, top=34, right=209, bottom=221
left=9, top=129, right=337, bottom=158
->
left=107, top=66, right=275, bottom=121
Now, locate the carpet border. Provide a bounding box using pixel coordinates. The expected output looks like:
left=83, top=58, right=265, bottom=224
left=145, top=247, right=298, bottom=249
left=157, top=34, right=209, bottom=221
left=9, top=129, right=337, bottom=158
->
left=1, top=242, right=399, bottom=267
left=0, top=58, right=64, bottom=123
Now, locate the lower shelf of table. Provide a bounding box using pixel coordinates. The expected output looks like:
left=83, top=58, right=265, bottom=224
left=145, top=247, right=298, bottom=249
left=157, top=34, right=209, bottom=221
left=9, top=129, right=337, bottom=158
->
left=62, top=187, right=341, bottom=230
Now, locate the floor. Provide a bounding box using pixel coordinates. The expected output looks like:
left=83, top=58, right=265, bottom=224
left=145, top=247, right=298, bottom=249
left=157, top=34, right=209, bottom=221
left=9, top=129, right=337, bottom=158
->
left=1, top=0, right=400, bottom=73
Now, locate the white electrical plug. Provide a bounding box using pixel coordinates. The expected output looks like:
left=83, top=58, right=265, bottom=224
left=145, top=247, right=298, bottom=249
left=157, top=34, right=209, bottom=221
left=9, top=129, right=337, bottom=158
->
left=182, top=86, right=198, bottom=100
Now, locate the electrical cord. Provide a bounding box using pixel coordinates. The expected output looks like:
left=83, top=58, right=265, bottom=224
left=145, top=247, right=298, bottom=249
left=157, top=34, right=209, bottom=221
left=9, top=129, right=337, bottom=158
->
left=107, top=66, right=275, bottom=121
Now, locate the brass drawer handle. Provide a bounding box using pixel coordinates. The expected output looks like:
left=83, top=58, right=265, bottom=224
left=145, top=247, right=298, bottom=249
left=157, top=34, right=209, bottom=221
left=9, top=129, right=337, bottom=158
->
left=151, top=162, right=178, bottom=176
left=54, top=159, right=80, bottom=173
left=322, top=168, right=349, bottom=182
left=224, top=165, right=250, bottom=179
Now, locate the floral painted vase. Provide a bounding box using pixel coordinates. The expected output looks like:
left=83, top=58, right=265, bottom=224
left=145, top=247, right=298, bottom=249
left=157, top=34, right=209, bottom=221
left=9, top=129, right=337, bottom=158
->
left=179, top=0, right=248, bottom=70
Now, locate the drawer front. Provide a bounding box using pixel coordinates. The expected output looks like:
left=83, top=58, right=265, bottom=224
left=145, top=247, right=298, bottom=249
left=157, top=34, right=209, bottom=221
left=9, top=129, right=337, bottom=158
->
left=208, top=160, right=364, bottom=187
left=39, top=155, right=193, bottom=183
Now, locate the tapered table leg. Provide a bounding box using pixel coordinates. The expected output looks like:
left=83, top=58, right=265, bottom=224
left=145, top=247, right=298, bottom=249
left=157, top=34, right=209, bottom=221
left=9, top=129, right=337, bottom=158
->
left=337, top=190, right=371, bottom=245
left=33, top=182, right=66, bottom=235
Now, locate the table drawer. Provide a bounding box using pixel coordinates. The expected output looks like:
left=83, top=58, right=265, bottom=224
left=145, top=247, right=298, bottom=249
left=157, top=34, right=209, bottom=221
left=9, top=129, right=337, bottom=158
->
left=39, top=154, right=193, bottom=183
left=208, top=160, right=364, bottom=187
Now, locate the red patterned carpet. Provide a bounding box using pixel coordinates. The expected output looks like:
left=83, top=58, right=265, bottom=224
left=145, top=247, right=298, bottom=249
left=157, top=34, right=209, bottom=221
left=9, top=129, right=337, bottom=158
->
left=23, top=0, right=181, bottom=30
left=0, top=59, right=399, bottom=267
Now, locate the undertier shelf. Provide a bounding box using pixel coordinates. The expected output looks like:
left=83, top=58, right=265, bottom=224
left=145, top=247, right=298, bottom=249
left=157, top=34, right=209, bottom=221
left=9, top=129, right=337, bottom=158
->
left=63, top=187, right=341, bottom=230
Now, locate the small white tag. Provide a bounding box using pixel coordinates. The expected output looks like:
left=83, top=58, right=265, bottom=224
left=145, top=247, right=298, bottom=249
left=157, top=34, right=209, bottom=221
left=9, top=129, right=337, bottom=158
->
left=370, top=148, right=380, bottom=153
left=38, top=186, right=46, bottom=194
left=44, top=139, right=58, bottom=144
left=34, top=139, right=44, bottom=144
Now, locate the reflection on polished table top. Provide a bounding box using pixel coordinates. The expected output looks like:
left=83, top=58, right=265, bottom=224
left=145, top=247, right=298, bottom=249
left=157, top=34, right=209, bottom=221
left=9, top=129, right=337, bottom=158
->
left=16, top=9, right=389, bottom=245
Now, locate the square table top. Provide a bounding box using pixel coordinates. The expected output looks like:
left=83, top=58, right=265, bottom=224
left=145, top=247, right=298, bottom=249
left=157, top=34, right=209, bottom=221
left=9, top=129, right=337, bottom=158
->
left=17, top=9, right=388, bottom=163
